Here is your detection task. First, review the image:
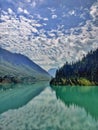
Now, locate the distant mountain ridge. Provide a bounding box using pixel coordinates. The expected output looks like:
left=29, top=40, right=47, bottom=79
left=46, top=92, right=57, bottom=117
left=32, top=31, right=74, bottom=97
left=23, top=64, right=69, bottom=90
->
left=48, top=68, right=57, bottom=77
left=50, top=48, right=98, bottom=86
left=0, top=47, right=50, bottom=83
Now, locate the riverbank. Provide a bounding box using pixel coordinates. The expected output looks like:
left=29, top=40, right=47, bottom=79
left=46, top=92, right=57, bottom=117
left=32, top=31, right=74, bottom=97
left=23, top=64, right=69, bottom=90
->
left=50, top=77, right=97, bottom=86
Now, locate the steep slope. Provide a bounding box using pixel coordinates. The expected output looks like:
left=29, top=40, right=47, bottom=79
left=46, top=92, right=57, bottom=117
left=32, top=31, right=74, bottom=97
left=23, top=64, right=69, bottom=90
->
left=50, top=48, right=98, bottom=86
left=0, top=47, right=50, bottom=83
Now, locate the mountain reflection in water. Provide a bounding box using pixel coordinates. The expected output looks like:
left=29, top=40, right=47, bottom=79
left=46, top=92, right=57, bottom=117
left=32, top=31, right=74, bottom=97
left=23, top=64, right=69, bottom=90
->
left=0, top=82, right=48, bottom=114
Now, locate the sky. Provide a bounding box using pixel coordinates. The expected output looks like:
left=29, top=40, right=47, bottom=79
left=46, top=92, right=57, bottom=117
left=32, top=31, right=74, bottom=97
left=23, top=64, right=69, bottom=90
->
left=0, top=0, right=98, bottom=70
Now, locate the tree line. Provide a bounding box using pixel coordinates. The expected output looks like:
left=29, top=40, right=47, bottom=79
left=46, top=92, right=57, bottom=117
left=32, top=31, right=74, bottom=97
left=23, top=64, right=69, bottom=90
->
left=50, top=48, right=98, bottom=86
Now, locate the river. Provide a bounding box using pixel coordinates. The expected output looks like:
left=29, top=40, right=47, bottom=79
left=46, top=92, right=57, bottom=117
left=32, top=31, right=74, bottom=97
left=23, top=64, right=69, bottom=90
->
left=0, top=82, right=98, bottom=130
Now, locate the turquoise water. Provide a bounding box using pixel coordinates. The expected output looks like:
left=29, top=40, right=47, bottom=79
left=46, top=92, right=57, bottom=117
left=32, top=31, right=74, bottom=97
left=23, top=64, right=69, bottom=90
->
left=0, top=83, right=98, bottom=130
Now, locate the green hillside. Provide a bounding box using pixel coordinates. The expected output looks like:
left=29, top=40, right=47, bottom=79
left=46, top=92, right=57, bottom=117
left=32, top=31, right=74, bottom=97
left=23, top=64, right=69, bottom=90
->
left=50, top=48, right=98, bottom=86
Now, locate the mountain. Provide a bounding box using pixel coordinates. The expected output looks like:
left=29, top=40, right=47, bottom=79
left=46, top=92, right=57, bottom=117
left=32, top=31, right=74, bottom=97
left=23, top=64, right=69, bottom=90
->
left=0, top=47, right=50, bottom=83
left=50, top=48, right=98, bottom=86
left=48, top=68, right=57, bottom=77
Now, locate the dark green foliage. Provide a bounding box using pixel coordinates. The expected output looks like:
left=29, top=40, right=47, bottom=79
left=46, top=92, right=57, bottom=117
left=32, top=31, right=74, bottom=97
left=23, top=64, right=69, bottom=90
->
left=50, top=48, right=98, bottom=86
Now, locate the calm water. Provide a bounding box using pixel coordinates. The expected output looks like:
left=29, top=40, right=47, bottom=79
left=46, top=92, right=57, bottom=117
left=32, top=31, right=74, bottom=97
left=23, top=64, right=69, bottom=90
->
left=0, top=82, right=98, bottom=130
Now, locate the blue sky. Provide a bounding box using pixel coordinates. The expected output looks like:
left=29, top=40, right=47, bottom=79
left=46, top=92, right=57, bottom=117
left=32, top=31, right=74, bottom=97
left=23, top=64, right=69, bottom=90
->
left=0, top=0, right=98, bottom=70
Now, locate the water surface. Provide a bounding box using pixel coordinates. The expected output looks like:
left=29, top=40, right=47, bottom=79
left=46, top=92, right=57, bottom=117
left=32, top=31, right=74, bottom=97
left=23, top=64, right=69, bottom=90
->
left=0, top=82, right=47, bottom=114
left=0, top=83, right=98, bottom=130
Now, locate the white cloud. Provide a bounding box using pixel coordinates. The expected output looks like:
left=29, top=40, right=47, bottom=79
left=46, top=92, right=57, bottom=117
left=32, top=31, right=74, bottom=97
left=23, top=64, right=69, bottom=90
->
left=90, top=2, right=98, bottom=20
left=0, top=2, right=98, bottom=70
left=68, top=10, right=75, bottom=16
left=17, top=7, right=23, bottom=13
left=17, top=8, right=29, bottom=15
left=48, top=7, right=56, bottom=13
left=1, top=12, right=98, bottom=70
left=43, top=18, right=48, bottom=21
left=8, top=8, right=13, bottom=14
left=24, top=9, right=29, bottom=15
left=52, top=15, right=57, bottom=19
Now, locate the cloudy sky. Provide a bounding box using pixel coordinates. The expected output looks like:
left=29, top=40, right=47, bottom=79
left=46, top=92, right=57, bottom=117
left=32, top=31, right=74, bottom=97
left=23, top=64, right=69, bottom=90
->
left=0, top=0, right=98, bottom=70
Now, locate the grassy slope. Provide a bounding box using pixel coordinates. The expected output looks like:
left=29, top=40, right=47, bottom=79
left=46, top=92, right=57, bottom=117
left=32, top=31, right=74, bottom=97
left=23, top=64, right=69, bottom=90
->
left=0, top=60, right=50, bottom=83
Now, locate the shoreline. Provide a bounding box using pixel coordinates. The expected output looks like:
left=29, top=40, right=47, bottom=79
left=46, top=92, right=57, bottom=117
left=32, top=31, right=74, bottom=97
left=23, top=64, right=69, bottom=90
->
left=50, top=77, right=97, bottom=86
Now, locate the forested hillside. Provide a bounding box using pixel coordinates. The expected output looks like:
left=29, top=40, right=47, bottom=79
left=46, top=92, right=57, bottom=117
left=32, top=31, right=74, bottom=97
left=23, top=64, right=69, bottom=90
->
left=50, top=48, right=98, bottom=86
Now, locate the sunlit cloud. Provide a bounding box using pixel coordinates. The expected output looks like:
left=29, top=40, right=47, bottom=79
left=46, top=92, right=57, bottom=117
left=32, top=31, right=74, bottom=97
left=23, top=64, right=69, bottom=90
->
left=0, top=0, right=98, bottom=70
